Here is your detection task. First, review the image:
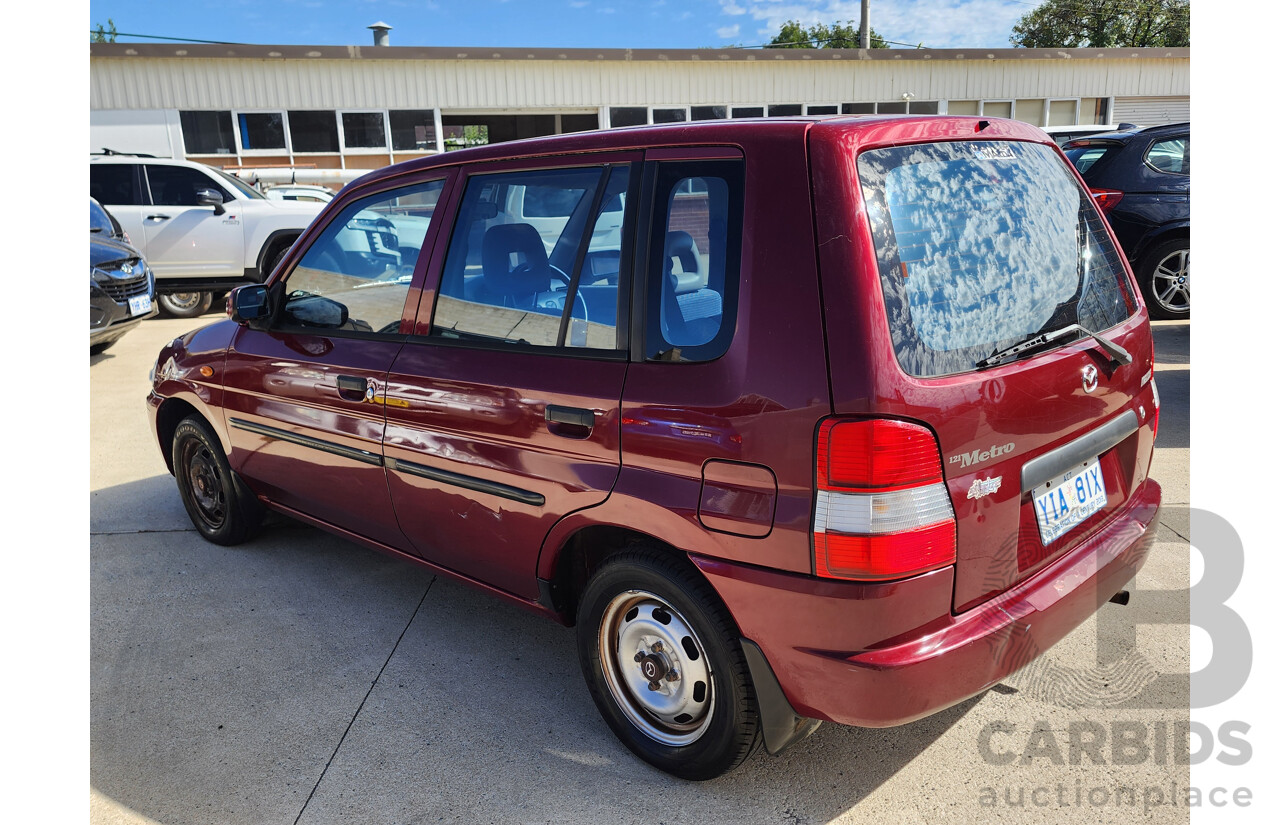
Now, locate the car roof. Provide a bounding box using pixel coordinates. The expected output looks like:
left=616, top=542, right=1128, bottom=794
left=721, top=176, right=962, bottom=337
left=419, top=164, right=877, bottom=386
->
left=1067, top=121, right=1190, bottom=143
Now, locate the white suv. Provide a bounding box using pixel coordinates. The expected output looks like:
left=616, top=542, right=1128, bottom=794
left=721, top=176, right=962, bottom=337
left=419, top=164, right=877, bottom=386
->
left=90, top=154, right=326, bottom=317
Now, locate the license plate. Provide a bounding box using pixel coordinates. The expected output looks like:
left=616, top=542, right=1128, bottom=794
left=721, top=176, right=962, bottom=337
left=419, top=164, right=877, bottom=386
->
left=129, top=294, right=153, bottom=316
left=1033, top=458, right=1107, bottom=545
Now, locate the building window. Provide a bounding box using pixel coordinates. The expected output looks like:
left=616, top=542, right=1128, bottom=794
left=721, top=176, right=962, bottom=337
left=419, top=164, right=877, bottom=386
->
left=179, top=111, right=235, bottom=155
left=982, top=101, right=1012, bottom=119
left=342, top=112, right=388, bottom=150
left=609, top=107, right=649, bottom=128
left=691, top=106, right=727, bottom=121
left=390, top=110, right=438, bottom=151
left=842, top=103, right=875, bottom=114
left=653, top=108, right=688, bottom=124
left=946, top=100, right=980, bottom=116
left=806, top=105, right=839, bottom=115
left=288, top=111, right=339, bottom=153
left=768, top=104, right=803, bottom=117
left=1047, top=100, right=1078, bottom=127
left=238, top=112, right=286, bottom=151
left=877, top=101, right=908, bottom=114
left=908, top=100, right=939, bottom=114
left=1014, top=99, right=1045, bottom=126
left=560, top=114, right=600, bottom=133
left=731, top=106, right=764, bottom=118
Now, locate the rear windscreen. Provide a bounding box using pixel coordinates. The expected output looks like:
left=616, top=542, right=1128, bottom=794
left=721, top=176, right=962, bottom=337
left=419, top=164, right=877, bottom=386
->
left=858, top=140, right=1136, bottom=377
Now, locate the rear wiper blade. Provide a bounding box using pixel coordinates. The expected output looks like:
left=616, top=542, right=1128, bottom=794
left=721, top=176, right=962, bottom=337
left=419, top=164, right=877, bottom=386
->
left=976, top=323, right=1133, bottom=370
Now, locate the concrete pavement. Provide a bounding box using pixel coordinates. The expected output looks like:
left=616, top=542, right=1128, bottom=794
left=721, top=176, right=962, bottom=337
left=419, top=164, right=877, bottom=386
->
left=91, top=315, right=1192, bottom=825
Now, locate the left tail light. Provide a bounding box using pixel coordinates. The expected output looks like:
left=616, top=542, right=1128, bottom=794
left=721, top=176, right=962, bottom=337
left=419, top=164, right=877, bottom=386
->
left=813, top=418, right=957, bottom=581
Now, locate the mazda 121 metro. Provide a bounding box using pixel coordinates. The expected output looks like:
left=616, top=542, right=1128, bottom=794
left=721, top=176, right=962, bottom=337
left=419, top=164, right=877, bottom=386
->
left=149, top=116, right=1162, bottom=779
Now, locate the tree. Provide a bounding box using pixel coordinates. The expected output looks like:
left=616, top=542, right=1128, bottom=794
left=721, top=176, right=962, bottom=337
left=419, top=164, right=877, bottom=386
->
left=92, top=18, right=118, bottom=43
left=1010, top=0, right=1189, bottom=48
left=768, top=19, right=888, bottom=49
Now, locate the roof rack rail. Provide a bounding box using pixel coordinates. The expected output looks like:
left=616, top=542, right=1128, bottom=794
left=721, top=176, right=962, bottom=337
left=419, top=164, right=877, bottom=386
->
left=91, top=148, right=159, bottom=158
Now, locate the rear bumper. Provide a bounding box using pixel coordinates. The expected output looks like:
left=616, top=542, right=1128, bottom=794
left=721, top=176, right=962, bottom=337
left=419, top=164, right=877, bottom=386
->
left=693, top=477, right=1161, bottom=727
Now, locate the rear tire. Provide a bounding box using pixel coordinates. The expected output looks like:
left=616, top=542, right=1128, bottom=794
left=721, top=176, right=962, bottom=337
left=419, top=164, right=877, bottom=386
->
left=1138, top=239, right=1190, bottom=320
left=576, top=547, right=762, bottom=780
left=159, top=291, right=214, bottom=319
left=171, top=416, right=263, bottom=545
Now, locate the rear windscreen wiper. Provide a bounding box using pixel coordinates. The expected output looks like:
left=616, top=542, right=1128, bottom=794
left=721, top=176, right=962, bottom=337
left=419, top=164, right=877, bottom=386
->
left=976, top=323, right=1133, bottom=370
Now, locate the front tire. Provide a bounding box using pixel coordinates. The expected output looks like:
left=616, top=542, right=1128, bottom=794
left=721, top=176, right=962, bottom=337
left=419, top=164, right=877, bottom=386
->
left=1138, top=239, right=1190, bottom=320
left=576, top=548, right=761, bottom=780
left=172, top=416, right=263, bottom=545
left=159, top=291, right=214, bottom=319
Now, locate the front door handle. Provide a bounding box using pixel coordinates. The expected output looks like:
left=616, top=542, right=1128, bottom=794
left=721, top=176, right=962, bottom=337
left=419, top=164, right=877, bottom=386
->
left=145, top=214, right=171, bottom=222
left=337, top=374, right=374, bottom=402
left=545, top=405, right=594, bottom=437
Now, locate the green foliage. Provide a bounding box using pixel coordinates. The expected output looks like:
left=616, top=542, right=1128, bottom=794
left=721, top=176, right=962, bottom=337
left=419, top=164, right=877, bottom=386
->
left=92, top=18, right=118, bottom=43
left=768, top=19, right=888, bottom=49
left=1010, top=0, right=1189, bottom=48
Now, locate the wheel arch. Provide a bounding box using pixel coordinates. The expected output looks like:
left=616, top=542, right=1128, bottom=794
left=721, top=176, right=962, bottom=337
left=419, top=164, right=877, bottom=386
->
left=255, top=230, right=303, bottom=281
left=1133, top=221, right=1189, bottom=263
left=154, top=395, right=224, bottom=475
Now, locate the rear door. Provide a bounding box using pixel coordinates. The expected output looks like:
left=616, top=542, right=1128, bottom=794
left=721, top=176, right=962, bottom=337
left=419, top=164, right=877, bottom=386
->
left=221, top=174, right=451, bottom=548
left=816, top=132, right=1158, bottom=612
left=382, top=156, right=637, bottom=599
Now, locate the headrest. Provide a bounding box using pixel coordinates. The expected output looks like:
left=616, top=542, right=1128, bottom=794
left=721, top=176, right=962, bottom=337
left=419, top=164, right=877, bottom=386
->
left=482, top=223, right=551, bottom=296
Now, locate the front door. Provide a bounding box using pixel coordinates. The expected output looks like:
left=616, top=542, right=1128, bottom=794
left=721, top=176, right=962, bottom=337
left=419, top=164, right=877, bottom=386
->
left=221, top=176, right=451, bottom=548
left=383, top=159, right=637, bottom=598
left=139, top=163, right=245, bottom=280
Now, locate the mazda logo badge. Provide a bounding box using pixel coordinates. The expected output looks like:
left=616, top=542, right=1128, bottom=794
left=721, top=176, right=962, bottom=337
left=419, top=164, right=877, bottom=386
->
left=1082, top=364, right=1099, bottom=393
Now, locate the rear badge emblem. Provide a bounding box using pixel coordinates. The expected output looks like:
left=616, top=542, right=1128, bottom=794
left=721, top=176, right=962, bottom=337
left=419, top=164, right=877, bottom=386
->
left=1082, top=364, right=1099, bottom=393
left=967, top=477, right=1003, bottom=500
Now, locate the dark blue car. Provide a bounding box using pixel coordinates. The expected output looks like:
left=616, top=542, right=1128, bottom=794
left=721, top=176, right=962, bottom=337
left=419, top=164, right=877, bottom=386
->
left=1064, top=122, right=1190, bottom=319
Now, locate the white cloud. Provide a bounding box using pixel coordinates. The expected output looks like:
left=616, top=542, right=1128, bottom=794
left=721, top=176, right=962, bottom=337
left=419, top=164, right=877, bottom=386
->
left=569, top=0, right=589, bottom=6
left=721, top=1, right=746, bottom=15
left=718, top=24, right=742, bottom=38
left=727, top=0, right=1028, bottom=49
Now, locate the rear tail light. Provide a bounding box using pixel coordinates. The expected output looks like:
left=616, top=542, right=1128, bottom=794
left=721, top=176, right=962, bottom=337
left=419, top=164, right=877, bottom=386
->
left=1089, top=188, right=1125, bottom=216
left=1143, top=364, right=1160, bottom=441
left=813, top=419, right=957, bottom=581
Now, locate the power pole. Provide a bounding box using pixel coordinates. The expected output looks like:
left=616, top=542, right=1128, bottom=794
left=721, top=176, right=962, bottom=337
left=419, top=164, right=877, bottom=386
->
left=860, top=0, right=870, bottom=48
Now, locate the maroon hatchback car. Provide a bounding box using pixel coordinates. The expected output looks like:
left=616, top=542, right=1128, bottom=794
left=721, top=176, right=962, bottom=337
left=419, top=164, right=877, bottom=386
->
left=148, top=116, right=1162, bottom=779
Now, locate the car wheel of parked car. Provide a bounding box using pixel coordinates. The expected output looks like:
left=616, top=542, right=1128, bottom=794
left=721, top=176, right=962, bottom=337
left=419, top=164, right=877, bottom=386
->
left=1138, top=239, right=1190, bottom=320
left=159, top=291, right=214, bottom=319
left=172, top=416, right=263, bottom=546
left=576, top=548, right=761, bottom=780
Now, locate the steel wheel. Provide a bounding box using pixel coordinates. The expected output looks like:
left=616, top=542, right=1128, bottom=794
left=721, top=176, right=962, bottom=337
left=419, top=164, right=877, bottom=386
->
left=598, top=590, right=715, bottom=746
left=171, top=416, right=263, bottom=545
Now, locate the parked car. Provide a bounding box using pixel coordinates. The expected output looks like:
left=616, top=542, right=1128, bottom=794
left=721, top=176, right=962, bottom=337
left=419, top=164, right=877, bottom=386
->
left=1063, top=122, right=1190, bottom=319
left=148, top=117, right=1161, bottom=780
left=90, top=152, right=326, bottom=318
left=91, top=197, right=157, bottom=352
left=263, top=183, right=337, bottom=203
left=1041, top=123, right=1135, bottom=146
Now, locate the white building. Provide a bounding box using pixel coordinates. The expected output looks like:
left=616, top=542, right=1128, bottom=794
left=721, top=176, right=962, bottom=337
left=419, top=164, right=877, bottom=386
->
left=90, top=42, right=1190, bottom=173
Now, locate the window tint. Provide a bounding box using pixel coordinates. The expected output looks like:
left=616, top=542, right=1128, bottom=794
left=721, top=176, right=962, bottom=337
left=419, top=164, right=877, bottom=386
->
left=146, top=165, right=228, bottom=206
left=280, top=180, right=445, bottom=335
left=90, top=164, right=142, bottom=206
left=858, top=141, right=1135, bottom=377
left=238, top=113, right=286, bottom=150
left=645, top=161, right=743, bottom=362
left=1064, top=144, right=1117, bottom=174
left=1145, top=136, right=1189, bottom=174
left=180, top=111, right=236, bottom=155
left=432, top=166, right=626, bottom=350
left=389, top=110, right=438, bottom=151
left=610, top=107, right=648, bottom=128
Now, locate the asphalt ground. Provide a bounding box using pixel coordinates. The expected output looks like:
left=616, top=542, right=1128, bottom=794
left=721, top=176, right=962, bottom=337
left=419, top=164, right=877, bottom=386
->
left=90, top=315, right=1192, bottom=825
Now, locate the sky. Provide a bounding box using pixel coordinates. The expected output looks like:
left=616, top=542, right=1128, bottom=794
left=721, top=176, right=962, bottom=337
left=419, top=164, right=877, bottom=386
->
left=87, top=0, right=1038, bottom=51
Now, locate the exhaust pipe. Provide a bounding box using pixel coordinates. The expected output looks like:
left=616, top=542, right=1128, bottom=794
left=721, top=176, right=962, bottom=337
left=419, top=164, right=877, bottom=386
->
left=1109, top=590, right=1130, bottom=606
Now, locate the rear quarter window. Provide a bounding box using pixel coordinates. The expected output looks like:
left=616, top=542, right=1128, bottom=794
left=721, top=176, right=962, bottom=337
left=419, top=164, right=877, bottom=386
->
left=858, top=140, right=1136, bottom=377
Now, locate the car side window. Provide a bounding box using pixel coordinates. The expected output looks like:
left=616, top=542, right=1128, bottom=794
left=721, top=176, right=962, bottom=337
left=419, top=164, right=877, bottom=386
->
left=277, top=179, right=445, bottom=335
left=146, top=165, right=232, bottom=206
left=644, top=161, right=743, bottom=362
left=90, top=164, right=143, bottom=206
left=431, top=165, right=628, bottom=351
left=1144, top=136, right=1189, bottom=175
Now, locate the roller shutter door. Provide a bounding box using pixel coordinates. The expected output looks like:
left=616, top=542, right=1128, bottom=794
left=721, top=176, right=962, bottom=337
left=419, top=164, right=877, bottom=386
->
left=1112, top=96, right=1190, bottom=127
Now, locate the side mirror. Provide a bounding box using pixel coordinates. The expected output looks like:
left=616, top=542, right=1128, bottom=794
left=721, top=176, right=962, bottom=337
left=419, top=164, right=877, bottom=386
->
left=230, top=284, right=270, bottom=328
left=196, top=188, right=226, bottom=216
left=285, top=294, right=349, bottom=329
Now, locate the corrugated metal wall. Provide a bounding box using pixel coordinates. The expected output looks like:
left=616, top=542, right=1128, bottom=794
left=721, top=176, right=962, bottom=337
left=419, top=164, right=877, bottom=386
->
left=90, top=56, right=1190, bottom=111
left=1112, top=96, right=1191, bottom=127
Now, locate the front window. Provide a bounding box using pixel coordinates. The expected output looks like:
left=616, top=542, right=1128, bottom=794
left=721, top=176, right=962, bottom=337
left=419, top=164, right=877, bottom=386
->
left=858, top=140, right=1136, bottom=377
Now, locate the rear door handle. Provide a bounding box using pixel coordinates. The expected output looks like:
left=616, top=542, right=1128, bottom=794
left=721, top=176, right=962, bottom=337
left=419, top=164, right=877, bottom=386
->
left=337, top=374, right=373, bottom=401
left=545, top=405, right=594, bottom=436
